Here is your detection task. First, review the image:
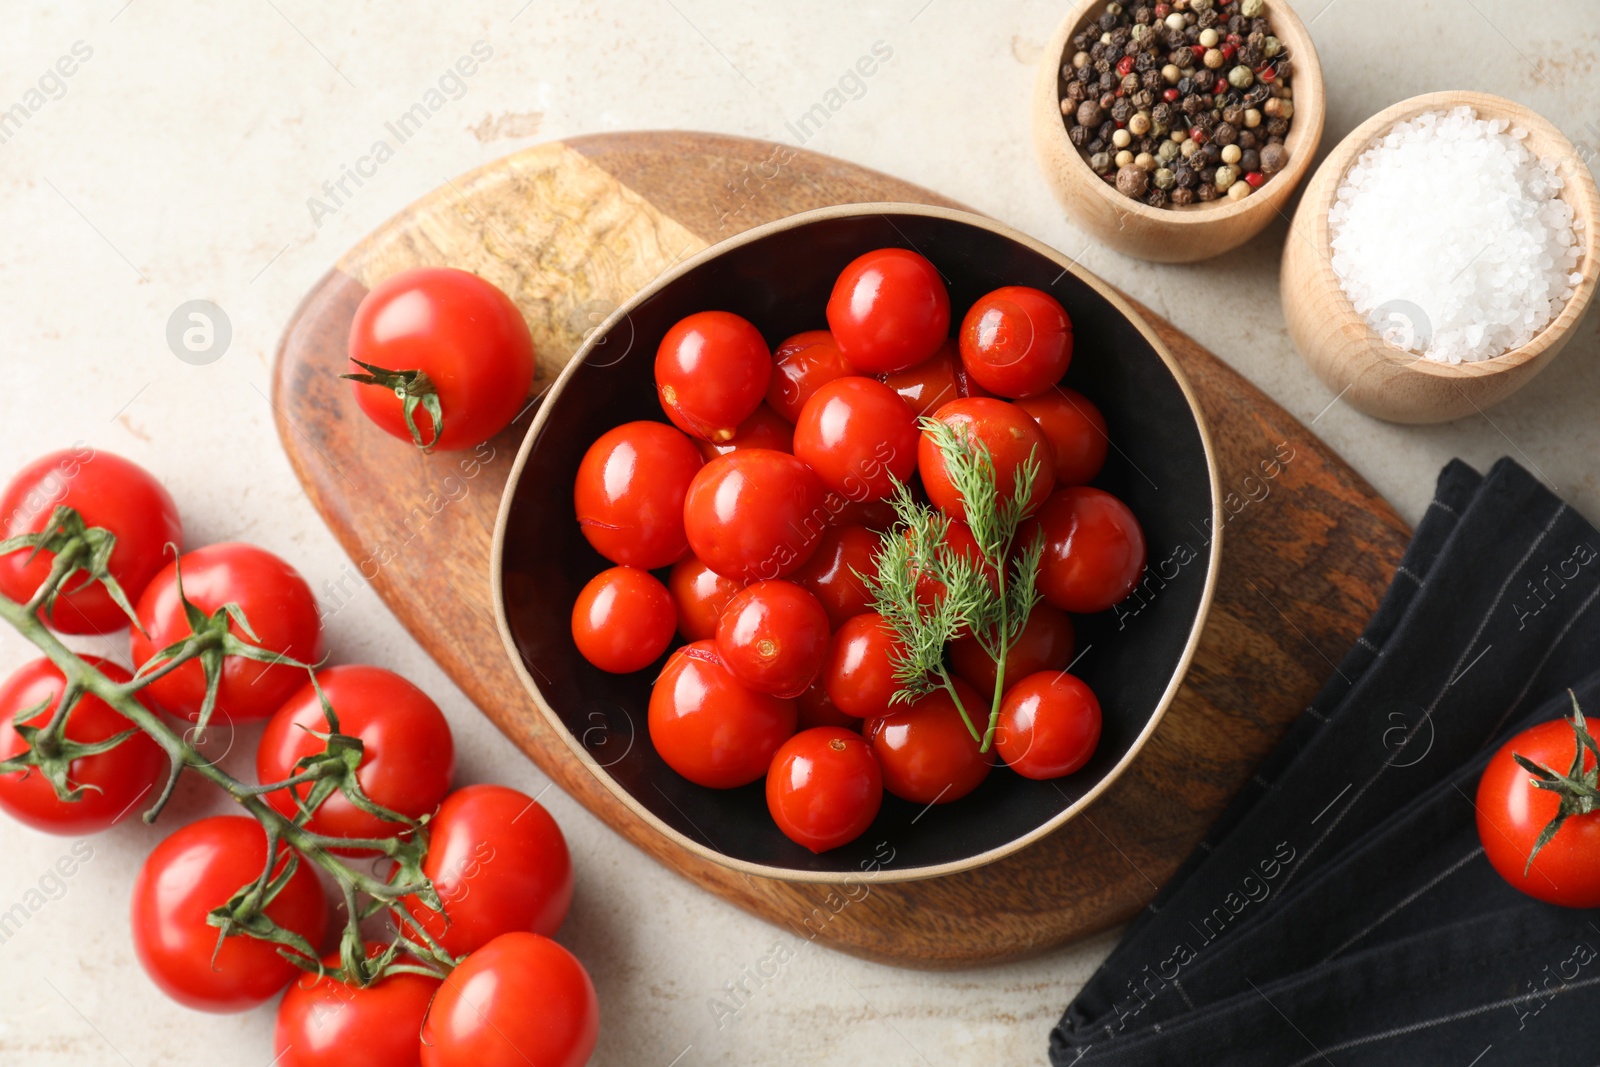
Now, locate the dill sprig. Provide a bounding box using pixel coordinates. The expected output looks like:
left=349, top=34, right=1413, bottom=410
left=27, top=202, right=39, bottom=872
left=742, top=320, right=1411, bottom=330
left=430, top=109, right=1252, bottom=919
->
left=862, top=418, right=1045, bottom=751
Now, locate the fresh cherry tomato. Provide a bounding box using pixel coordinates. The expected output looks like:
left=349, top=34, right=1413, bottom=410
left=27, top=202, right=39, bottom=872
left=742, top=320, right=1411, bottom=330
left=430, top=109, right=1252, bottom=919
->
left=950, top=602, right=1076, bottom=699
left=0, top=447, right=181, bottom=634
left=715, top=580, right=830, bottom=697
left=420, top=931, right=598, bottom=1067
left=791, top=524, right=880, bottom=628
left=958, top=285, right=1074, bottom=399
left=881, top=339, right=992, bottom=418
left=256, top=666, right=454, bottom=851
left=570, top=566, right=676, bottom=674
left=797, top=677, right=860, bottom=730
left=667, top=554, right=742, bottom=641
left=919, top=398, right=1054, bottom=523
left=1477, top=715, right=1600, bottom=908
left=822, top=613, right=906, bottom=720
left=696, top=403, right=794, bottom=461
left=1029, top=486, right=1146, bottom=614
left=655, top=310, right=772, bottom=442
left=868, top=679, right=991, bottom=804
left=402, top=784, right=573, bottom=957
left=826, top=248, right=950, bottom=374
left=347, top=267, right=535, bottom=451
left=1015, top=388, right=1109, bottom=486
left=682, top=449, right=827, bottom=581
left=130, top=543, right=325, bottom=723
left=131, top=815, right=329, bottom=1013
left=648, top=641, right=797, bottom=788
left=767, top=727, right=882, bottom=853
left=767, top=330, right=853, bottom=423
left=574, top=420, right=703, bottom=569
left=994, top=671, right=1101, bottom=780
left=792, top=377, right=919, bottom=502
left=274, top=943, right=441, bottom=1067
left=0, top=656, right=165, bottom=834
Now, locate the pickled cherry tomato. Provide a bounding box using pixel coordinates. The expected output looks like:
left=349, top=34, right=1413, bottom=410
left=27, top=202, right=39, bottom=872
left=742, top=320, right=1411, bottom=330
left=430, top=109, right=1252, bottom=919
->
left=696, top=403, right=794, bottom=462
left=958, top=286, right=1073, bottom=399
left=881, top=339, right=992, bottom=418
left=767, top=330, right=853, bottom=423
left=667, top=555, right=743, bottom=641
left=1015, top=388, right=1108, bottom=486
left=791, top=524, right=880, bottom=628
left=950, top=602, right=1076, bottom=699
left=995, top=671, right=1101, bottom=780
left=648, top=641, right=797, bottom=789
left=919, top=398, right=1054, bottom=523
left=796, top=677, right=859, bottom=730
left=682, top=450, right=827, bottom=582
left=1028, top=486, right=1146, bottom=614
left=822, top=613, right=905, bottom=719
left=574, top=421, right=703, bottom=569
left=570, top=566, right=676, bottom=674
left=715, top=581, right=830, bottom=698
left=792, top=377, right=918, bottom=503
left=868, top=679, right=992, bottom=805
left=767, top=728, right=882, bottom=853
left=655, top=311, right=772, bottom=442
left=826, top=248, right=950, bottom=374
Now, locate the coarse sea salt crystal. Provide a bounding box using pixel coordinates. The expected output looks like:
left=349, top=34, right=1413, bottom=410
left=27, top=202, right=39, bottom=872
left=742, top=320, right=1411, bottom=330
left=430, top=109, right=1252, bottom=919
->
left=1327, top=106, right=1582, bottom=363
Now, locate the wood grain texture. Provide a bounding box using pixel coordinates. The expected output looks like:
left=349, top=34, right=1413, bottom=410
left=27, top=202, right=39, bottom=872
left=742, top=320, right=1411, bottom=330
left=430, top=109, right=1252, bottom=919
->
left=272, top=131, right=1410, bottom=967
left=1281, top=91, right=1600, bottom=424
left=1032, top=0, right=1324, bottom=263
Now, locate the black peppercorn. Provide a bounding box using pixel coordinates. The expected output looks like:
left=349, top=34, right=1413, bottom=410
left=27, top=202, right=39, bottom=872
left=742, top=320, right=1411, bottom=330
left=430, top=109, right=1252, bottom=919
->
left=1088, top=137, right=1107, bottom=154
left=1181, top=93, right=1205, bottom=115
left=1076, top=65, right=1095, bottom=84
left=1098, top=119, right=1118, bottom=142
left=1111, top=97, right=1135, bottom=123
left=1213, top=121, right=1237, bottom=145
left=1222, top=104, right=1245, bottom=126
left=1259, top=141, right=1288, bottom=175
left=1200, top=164, right=1218, bottom=184
left=1072, top=32, right=1092, bottom=50
left=1201, top=142, right=1222, bottom=165
left=1197, top=180, right=1219, bottom=201
left=1265, top=116, right=1289, bottom=137
left=1251, top=16, right=1270, bottom=34
left=1228, top=14, right=1247, bottom=33
left=1141, top=69, right=1164, bottom=92
left=1134, top=5, right=1154, bottom=24
left=1144, top=186, right=1169, bottom=208
left=1151, top=102, right=1175, bottom=126
left=1099, top=71, right=1117, bottom=91
left=1197, top=8, right=1218, bottom=28
left=1067, top=81, right=1089, bottom=103
left=1077, top=100, right=1107, bottom=127
left=1135, top=50, right=1156, bottom=71
left=1094, top=56, right=1113, bottom=75
left=1070, top=125, right=1092, bottom=147
left=1099, top=11, right=1119, bottom=31
left=1239, top=147, right=1261, bottom=172
left=1177, top=75, right=1194, bottom=95
left=1132, top=88, right=1155, bottom=109
left=1193, top=68, right=1216, bottom=91
left=1244, top=84, right=1271, bottom=107
left=1171, top=185, right=1196, bottom=205
left=1110, top=26, right=1131, bottom=46
left=1174, top=164, right=1197, bottom=188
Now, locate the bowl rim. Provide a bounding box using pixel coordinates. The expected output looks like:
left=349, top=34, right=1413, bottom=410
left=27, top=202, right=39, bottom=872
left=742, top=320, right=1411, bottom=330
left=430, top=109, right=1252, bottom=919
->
left=489, top=202, right=1224, bottom=884
left=1295, top=89, right=1600, bottom=378
left=1037, top=0, right=1326, bottom=224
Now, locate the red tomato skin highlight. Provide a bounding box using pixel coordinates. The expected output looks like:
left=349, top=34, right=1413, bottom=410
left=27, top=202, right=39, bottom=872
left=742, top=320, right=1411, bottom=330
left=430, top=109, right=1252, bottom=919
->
left=574, top=420, right=704, bottom=569
left=696, top=403, right=794, bottom=461
left=1028, top=486, right=1147, bottom=615
left=823, top=613, right=907, bottom=720
left=869, top=679, right=992, bottom=805
left=768, top=330, right=854, bottom=423
left=1476, top=719, right=1600, bottom=909
left=919, top=398, right=1055, bottom=523
left=682, top=449, right=828, bottom=582
left=792, top=376, right=920, bottom=502
left=715, top=580, right=831, bottom=697
left=570, top=566, right=676, bottom=673
left=274, top=944, right=440, bottom=1067
left=881, top=338, right=993, bottom=418
left=648, top=640, right=798, bottom=788
left=950, top=602, right=1076, bottom=699
left=767, top=727, right=883, bottom=853
left=791, top=523, right=880, bottom=629
left=826, top=248, right=951, bottom=374
left=1015, top=388, right=1109, bottom=486
left=958, top=285, right=1074, bottom=399
left=995, top=671, right=1102, bottom=780
left=667, top=554, right=743, bottom=641
left=655, top=310, right=772, bottom=442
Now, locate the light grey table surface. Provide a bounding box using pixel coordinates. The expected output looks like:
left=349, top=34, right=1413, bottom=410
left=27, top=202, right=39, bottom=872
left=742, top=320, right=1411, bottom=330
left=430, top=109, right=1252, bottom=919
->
left=0, top=1, right=1594, bottom=1064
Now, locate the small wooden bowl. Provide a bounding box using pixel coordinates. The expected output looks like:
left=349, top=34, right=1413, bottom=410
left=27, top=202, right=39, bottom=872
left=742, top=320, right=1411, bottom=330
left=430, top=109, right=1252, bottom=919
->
left=1281, top=91, right=1600, bottom=424
left=1032, top=0, right=1324, bottom=263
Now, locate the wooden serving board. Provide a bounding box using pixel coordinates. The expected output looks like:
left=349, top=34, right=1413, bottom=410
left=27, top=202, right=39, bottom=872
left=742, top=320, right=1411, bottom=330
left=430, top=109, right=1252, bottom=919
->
left=273, top=131, right=1410, bottom=968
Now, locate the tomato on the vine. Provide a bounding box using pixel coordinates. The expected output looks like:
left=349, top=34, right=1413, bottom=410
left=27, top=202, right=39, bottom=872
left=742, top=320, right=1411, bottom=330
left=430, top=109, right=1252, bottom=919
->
left=882, top=339, right=991, bottom=418
left=958, top=285, right=1073, bottom=399
left=696, top=403, right=794, bottom=461
left=648, top=640, right=797, bottom=788
left=257, top=666, right=455, bottom=850
left=570, top=566, right=676, bottom=673
left=0, top=448, right=181, bottom=634
left=131, top=815, right=329, bottom=1013
left=683, top=449, right=827, bottom=581
left=868, top=679, right=992, bottom=804
left=715, top=580, right=830, bottom=697
left=574, top=420, right=703, bottom=570
left=919, top=398, right=1055, bottom=523
left=655, top=310, right=772, bottom=442
left=347, top=267, right=535, bottom=451
left=767, top=330, right=853, bottom=423
left=826, top=248, right=950, bottom=374
left=995, top=671, right=1101, bottom=780
left=420, top=932, right=598, bottom=1067
left=822, top=613, right=906, bottom=720
left=793, top=376, right=919, bottom=502
left=1016, top=388, right=1108, bottom=487
left=791, top=524, right=879, bottom=628
left=950, top=602, right=1076, bottom=699
left=402, top=784, right=573, bottom=957
left=0, top=656, right=166, bottom=834
left=274, top=944, right=441, bottom=1067
left=667, top=554, right=742, bottom=641
left=130, top=543, right=325, bottom=723
left=1028, top=486, right=1146, bottom=614
left=767, top=727, right=882, bottom=853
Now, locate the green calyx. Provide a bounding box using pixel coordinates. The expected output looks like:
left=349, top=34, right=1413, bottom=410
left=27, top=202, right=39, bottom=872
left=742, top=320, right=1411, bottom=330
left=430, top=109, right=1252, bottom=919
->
left=0, top=505, right=142, bottom=632
left=342, top=359, right=444, bottom=452
left=0, top=692, right=140, bottom=803
left=1515, top=692, right=1600, bottom=876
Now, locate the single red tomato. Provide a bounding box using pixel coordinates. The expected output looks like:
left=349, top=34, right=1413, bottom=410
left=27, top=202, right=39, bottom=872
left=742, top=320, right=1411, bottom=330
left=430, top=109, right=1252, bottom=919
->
left=822, top=613, right=906, bottom=720
left=905, top=519, right=997, bottom=613
left=256, top=666, right=454, bottom=850
left=655, top=310, right=772, bottom=441
left=826, top=248, right=950, bottom=374
left=570, top=566, right=676, bottom=674
left=648, top=641, right=797, bottom=788
left=130, top=543, right=324, bottom=723
left=995, top=671, right=1101, bottom=780
left=793, top=377, right=919, bottom=502
left=420, top=932, right=598, bottom=1067
left=869, top=679, right=992, bottom=804
left=791, top=524, right=880, bottom=628
left=950, top=603, right=1076, bottom=699
left=1015, top=388, right=1109, bottom=486
left=767, top=727, right=883, bottom=853
left=347, top=267, right=535, bottom=451
left=403, top=784, right=573, bottom=956
left=958, top=285, right=1073, bottom=399
left=273, top=944, right=441, bottom=1067
left=1477, top=715, right=1600, bottom=909
left=682, top=450, right=827, bottom=581
left=131, top=815, right=329, bottom=1013
left=0, top=448, right=181, bottom=634
left=666, top=555, right=742, bottom=641
left=881, top=338, right=993, bottom=418
left=1028, top=486, right=1146, bottom=614
left=0, top=656, right=165, bottom=834
left=767, top=330, right=854, bottom=423
left=797, top=677, right=859, bottom=730
left=696, top=403, right=794, bottom=461
left=574, top=420, right=703, bottom=569
left=716, top=580, right=830, bottom=698
left=919, top=398, right=1055, bottom=523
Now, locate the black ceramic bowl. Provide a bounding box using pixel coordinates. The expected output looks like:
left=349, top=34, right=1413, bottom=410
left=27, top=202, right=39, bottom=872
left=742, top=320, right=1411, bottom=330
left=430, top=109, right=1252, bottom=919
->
left=493, top=204, right=1219, bottom=883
